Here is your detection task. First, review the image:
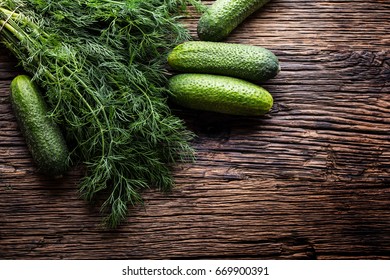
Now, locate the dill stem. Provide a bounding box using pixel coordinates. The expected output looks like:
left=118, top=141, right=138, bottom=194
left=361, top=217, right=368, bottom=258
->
left=0, top=19, right=23, bottom=41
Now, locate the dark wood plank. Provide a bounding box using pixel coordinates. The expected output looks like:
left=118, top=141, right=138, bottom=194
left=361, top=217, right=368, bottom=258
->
left=1, top=0, right=390, bottom=259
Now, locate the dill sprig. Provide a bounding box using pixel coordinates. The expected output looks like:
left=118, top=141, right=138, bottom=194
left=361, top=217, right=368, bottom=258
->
left=0, top=0, right=201, bottom=228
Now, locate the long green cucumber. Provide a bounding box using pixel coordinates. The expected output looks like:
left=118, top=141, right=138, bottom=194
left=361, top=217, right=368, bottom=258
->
left=197, top=0, right=271, bottom=41
left=10, top=75, right=69, bottom=176
left=168, top=73, right=273, bottom=116
left=168, top=41, right=280, bottom=83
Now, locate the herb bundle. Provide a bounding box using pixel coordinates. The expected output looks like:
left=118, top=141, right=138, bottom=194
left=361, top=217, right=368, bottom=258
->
left=0, top=0, right=201, bottom=228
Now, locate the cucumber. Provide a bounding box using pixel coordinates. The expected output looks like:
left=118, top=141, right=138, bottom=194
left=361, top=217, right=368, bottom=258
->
left=10, top=75, right=69, bottom=176
left=168, top=41, right=280, bottom=83
left=198, top=0, right=271, bottom=41
left=168, top=73, right=273, bottom=116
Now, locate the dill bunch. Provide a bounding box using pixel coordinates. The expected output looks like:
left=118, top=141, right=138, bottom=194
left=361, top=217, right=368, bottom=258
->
left=0, top=0, right=201, bottom=228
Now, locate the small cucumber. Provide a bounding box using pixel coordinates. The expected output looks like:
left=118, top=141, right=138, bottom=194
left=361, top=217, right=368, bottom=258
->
left=168, top=41, right=280, bottom=83
left=168, top=73, right=273, bottom=116
left=198, top=0, right=271, bottom=42
left=10, top=75, right=69, bottom=176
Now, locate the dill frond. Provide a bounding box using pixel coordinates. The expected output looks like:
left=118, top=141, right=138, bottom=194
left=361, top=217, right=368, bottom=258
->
left=0, top=0, right=201, bottom=228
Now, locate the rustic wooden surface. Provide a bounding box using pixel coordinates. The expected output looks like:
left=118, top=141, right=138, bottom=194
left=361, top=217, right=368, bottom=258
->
left=1, top=0, right=390, bottom=259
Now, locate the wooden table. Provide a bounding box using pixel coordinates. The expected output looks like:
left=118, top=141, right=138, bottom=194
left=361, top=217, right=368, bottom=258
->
left=1, top=0, right=390, bottom=259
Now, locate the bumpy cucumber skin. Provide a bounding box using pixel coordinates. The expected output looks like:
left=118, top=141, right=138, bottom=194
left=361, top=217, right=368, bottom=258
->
left=168, top=73, right=273, bottom=116
left=197, top=0, right=271, bottom=41
left=168, top=41, right=280, bottom=83
left=10, top=75, right=69, bottom=176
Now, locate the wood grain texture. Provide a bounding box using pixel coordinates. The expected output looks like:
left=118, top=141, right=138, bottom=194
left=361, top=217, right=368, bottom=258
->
left=1, top=0, right=390, bottom=259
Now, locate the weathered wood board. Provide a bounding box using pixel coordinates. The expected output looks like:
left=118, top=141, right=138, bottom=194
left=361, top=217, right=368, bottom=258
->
left=1, top=0, right=390, bottom=259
